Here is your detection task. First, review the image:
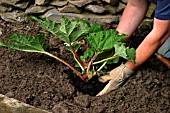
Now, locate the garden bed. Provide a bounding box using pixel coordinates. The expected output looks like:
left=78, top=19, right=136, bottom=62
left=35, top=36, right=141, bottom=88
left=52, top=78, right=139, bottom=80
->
left=0, top=19, right=169, bottom=113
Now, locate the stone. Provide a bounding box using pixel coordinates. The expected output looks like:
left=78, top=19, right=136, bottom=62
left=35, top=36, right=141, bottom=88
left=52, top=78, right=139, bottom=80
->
left=104, top=5, right=117, bottom=14
left=58, top=4, right=81, bottom=14
left=0, top=28, right=2, bottom=36
left=42, top=9, right=120, bottom=24
left=14, top=1, right=30, bottom=9
left=0, top=11, right=28, bottom=23
left=105, top=2, right=126, bottom=14
left=0, top=94, right=51, bottom=113
left=35, top=0, right=50, bottom=5
left=69, top=0, right=95, bottom=7
left=103, top=0, right=118, bottom=5
left=0, top=5, right=12, bottom=12
left=146, top=3, right=156, bottom=18
left=85, top=5, right=106, bottom=14
left=0, top=1, right=30, bottom=10
left=41, top=9, right=77, bottom=23
left=116, top=2, right=126, bottom=13
left=139, top=19, right=153, bottom=29
left=25, top=6, right=53, bottom=14
left=50, top=0, right=68, bottom=7
left=0, top=0, right=20, bottom=5
left=121, top=0, right=128, bottom=4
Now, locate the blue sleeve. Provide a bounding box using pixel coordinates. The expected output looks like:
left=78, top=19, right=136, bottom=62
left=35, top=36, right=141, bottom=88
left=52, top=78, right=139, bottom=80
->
left=154, top=0, right=170, bottom=20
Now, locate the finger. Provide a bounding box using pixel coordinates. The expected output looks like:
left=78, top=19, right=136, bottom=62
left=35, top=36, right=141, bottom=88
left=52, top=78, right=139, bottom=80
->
left=96, top=80, right=120, bottom=96
left=98, top=75, right=113, bottom=83
left=96, top=81, right=112, bottom=96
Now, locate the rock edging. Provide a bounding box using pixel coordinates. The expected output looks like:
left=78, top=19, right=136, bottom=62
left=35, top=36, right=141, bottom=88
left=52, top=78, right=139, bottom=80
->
left=0, top=94, right=51, bottom=113
left=0, top=0, right=155, bottom=24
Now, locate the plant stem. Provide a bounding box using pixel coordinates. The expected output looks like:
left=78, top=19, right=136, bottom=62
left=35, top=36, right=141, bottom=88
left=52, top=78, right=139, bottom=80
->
left=43, top=51, right=85, bottom=81
left=70, top=45, right=85, bottom=67
left=92, top=54, right=118, bottom=65
left=97, top=61, right=107, bottom=72
left=72, top=52, right=84, bottom=71
left=86, top=52, right=98, bottom=77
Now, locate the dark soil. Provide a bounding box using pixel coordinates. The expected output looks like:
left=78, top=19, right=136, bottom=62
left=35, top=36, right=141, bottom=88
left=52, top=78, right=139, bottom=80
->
left=0, top=19, right=170, bottom=113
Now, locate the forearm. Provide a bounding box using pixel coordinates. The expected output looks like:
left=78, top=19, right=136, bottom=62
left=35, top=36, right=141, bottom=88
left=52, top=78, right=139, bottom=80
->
left=126, top=18, right=170, bottom=70
left=116, top=0, right=148, bottom=39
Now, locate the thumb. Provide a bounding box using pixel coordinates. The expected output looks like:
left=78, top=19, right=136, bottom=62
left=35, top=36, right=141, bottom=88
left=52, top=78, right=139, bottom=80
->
left=98, top=75, right=113, bottom=83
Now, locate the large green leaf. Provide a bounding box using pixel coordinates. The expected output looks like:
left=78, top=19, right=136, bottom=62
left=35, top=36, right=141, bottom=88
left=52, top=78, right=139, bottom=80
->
left=32, top=16, right=59, bottom=35
left=114, top=44, right=135, bottom=60
left=107, top=57, right=119, bottom=64
left=84, top=29, right=135, bottom=64
left=60, top=16, right=70, bottom=34
left=32, top=16, right=91, bottom=44
left=32, top=16, right=69, bottom=43
left=126, top=47, right=135, bottom=60
left=85, top=29, right=125, bottom=53
left=0, top=33, right=46, bottom=53
left=114, top=44, right=127, bottom=59
left=101, top=30, right=125, bottom=51
left=80, top=48, right=95, bottom=62
left=67, top=18, right=90, bottom=42
left=89, top=23, right=104, bottom=33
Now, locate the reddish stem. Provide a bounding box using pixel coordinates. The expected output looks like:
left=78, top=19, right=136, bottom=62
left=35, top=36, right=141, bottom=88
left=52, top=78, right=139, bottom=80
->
left=70, top=45, right=85, bottom=67
left=86, top=52, right=98, bottom=78
left=44, top=52, right=86, bottom=81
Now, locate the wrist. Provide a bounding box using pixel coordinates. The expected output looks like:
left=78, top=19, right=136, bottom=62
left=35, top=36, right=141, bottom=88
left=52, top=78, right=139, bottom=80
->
left=125, top=61, right=140, bottom=71
left=122, top=64, right=134, bottom=75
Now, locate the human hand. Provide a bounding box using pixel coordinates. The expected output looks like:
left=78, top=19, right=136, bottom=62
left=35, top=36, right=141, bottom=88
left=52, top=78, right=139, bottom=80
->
left=96, top=64, right=134, bottom=96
